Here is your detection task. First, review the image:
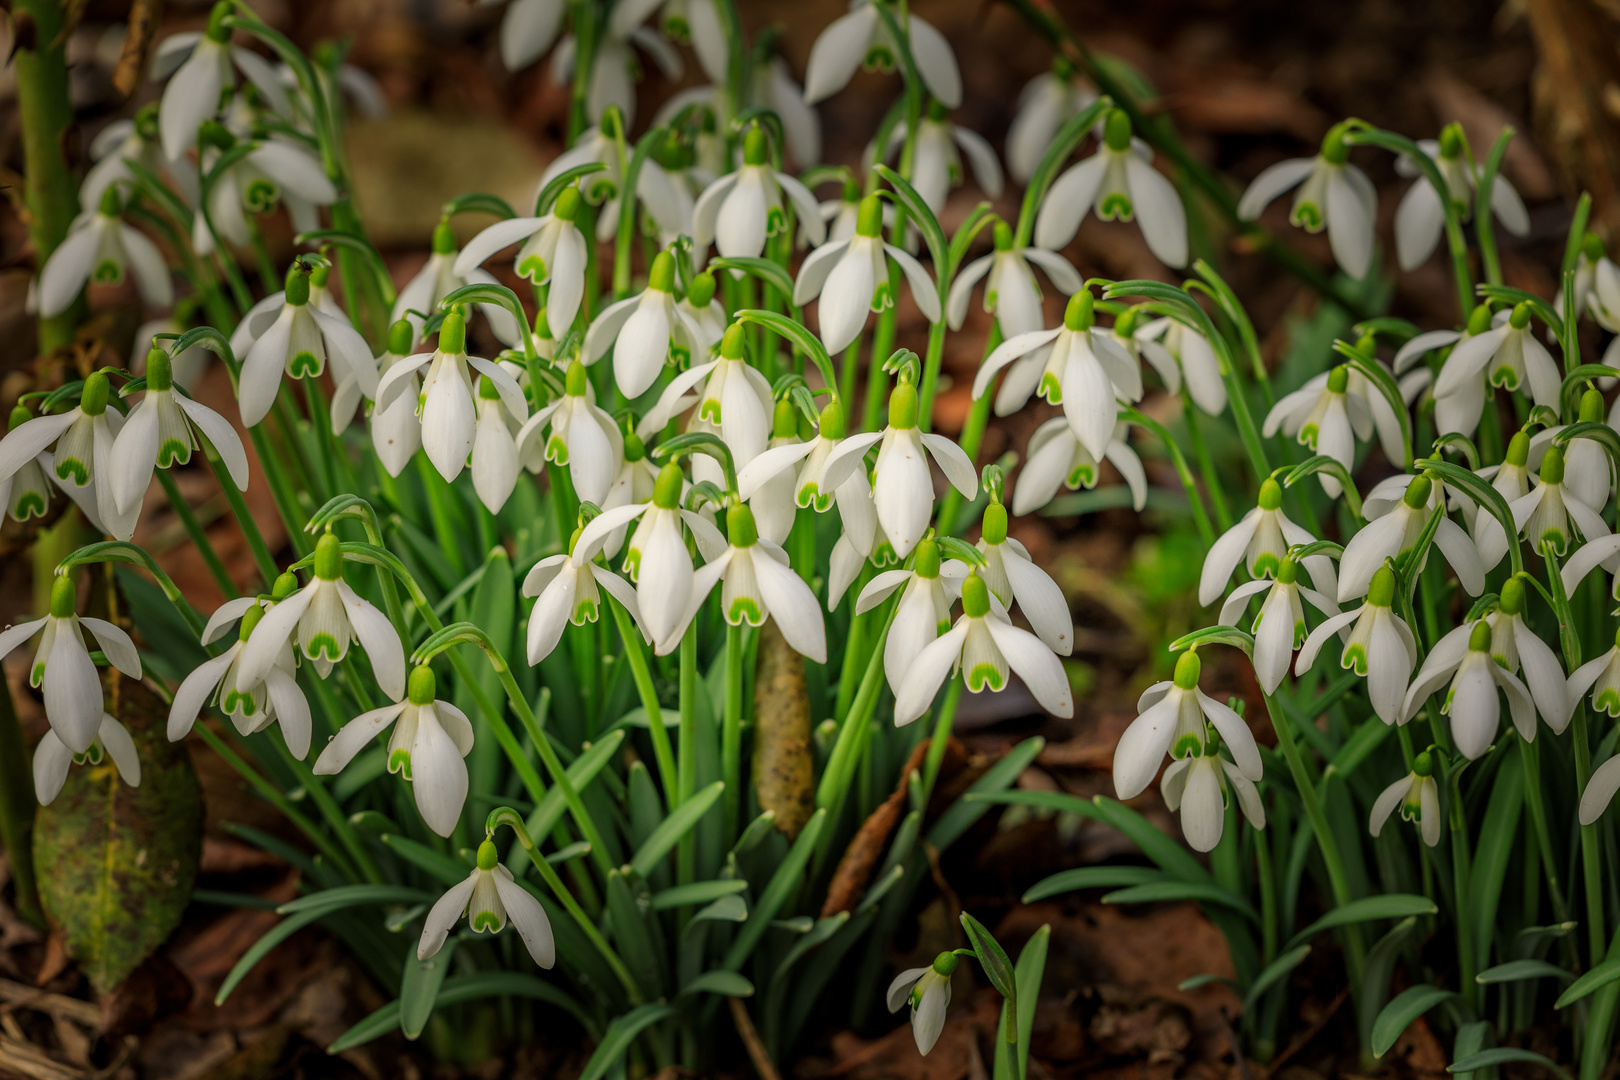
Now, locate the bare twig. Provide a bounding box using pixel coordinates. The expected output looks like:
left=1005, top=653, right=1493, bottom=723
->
left=728, top=996, right=782, bottom=1080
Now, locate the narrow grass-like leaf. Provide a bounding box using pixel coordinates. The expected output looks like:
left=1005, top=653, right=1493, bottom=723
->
left=1372, top=984, right=1456, bottom=1057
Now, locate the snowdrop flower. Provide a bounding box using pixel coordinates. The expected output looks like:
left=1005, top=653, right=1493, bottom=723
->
left=419, top=839, right=555, bottom=966
left=152, top=4, right=291, bottom=160
left=819, top=378, right=977, bottom=559
left=1490, top=444, right=1608, bottom=564
left=0, top=405, right=60, bottom=524
left=1562, top=232, right=1620, bottom=330
left=539, top=122, right=689, bottom=245
left=488, top=0, right=568, bottom=72
left=1432, top=304, right=1559, bottom=437
left=1219, top=555, right=1340, bottom=694
left=169, top=585, right=312, bottom=755
left=973, top=501, right=1073, bottom=654
left=1199, top=477, right=1337, bottom=606
left=1262, top=363, right=1396, bottom=498
left=827, top=471, right=897, bottom=610
left=514, top=361, right=627, bottom=506
left=1339, top=473, right=1484, bottom=602
left=1402, top=620, right=1534, bottom=758
left=81, top=107, right=177, bottom=212
left=694, top=128, right=825, bottom=261
left=0, top=574, right=142, bottom=754
left=895, top=573, right=1071, bottom=727
left=1114, top=649, right=1262, bottom=800
left=947, top=220, right=1081, bottom=340
left=748, top=401, right=805, bottom=545
left=585, top=251, right=707, bottom=397
left=191, top=127, right=338, bottom=257
left=371, top=321, right=426, bottom=478
left=875, top=102, right=1003, bottom=216
left=33, top=711, right=140, bottom=806
left=1471, top=430, right=1533, bottom=562
left=598, top=428, right=660, bottom=559
left=814, top=178, right=890, bottom=245
left=805, top=1, right=961, bottom=108
left=468, top=368, right=529, bottom=512
left=1296, top=566, right=1416, bottom=725
left=1011, top=417, right=1146, bottom=518
left=38, top=190, right=171, bottom=319
left=551, top=15, right=681, bottom=129
left=0, top=371, right=137, bottom=539
left=1237, top=126, right=1375, bottom=279
left=572, top=463, right=728, bottom=645
left=1570, top=626, right=1620, bottom=724
left=523, top=529, right=646, bottom=665
left=655, top=504, right=827, bottom=659
left=1369, top=753, right=1442, bottom=847
left=1007, top=60, right=1097, bottom=184
left=315, top=666, right=473, bottom=837
left=887, top=954, right=958, bottom=1056
left=454, top=186, right=589, bottom=335
left=1478, top=577, right=1571, bottom=731
left=239, top=264, right=377, bottom=428
left=1536, top=389, right=1614, bottom=513
left=393, top=219, right=524, bottom=347
left=1162, top=738, right=1265, bottom=853
left=238, top=532, right=407, bottom=700
left=972, top=290, right=1141, bottom=451
left=375, top=310, right=528, bottom=485
left=1394, top=125, right=1529, bottom=272
left=859, top=537, right=959, bottom=696
left=737, top=399, right=877, bottom=549
left=642, top=324, right=775, bottom=485
left=109, top=348, right=249, bottom=518
left=793, top=194, right=939, bottom=354
left=1034, top=110, right=1187, bottom=268
left=1134, top=316, right=1226, bottom=416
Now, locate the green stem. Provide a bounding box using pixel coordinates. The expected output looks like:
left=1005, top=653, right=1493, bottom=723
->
left=920, top=679, right=961, bottom=803
left=524, top=834, right=645, bottom=1005
left=722, top=623, right=745, bottom=843
left=936, top=326, right=1005, bottom=535
left=1448, top=770, right=1477, bottom=1010
left=1517, top=734, right=1571, bottom=926
left=612, top=598, right=678, bottom=808
left=677, top=625, right=698, bottom=887
left=14, top=0, right=80, bottom=352
left=1182, top=400, right=1232, bottom=530
left=203, top=440, right=280, bottom=589
left=157, top=468, right=238, bottom=598
left=916, top=318, right=948, bottom=434
left=815, top=599, right=899, bottom=870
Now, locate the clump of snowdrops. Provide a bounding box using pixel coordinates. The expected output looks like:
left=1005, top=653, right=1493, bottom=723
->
left=7, top=0, right=1620, bottom=1075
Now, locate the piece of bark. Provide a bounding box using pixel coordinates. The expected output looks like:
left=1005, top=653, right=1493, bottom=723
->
left=752, top=620, right=815, bottom=840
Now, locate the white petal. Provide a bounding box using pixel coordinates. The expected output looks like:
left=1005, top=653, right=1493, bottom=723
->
left=1237, top=158, right=1316, bottom=220
left=1580, top=756, right=1620, bottom=826
left=986, top=619, right=1072, bottom=718
left=338, top=581, right=405, bottom=701
left=453, top=217, right=546, bottom=278
left=1295, top=608, right=1361, bottom=675
left=1197, top=689, right=1262, bottom=780
left=1198, top=511, right=1259, bottom=607
left=492, top=871, right=555, bottom=967
left=32, top=731, right=73, bottom=806
left=1034, top=154, right=1107, bottom=250
left=1325, top=168, right=1374, bottom=278
left=920, top=432, right=977, bottom=497
left=1001, top=549, right=1073, bottom=654
left=44, top=626, right=103, bottom=753
left=79, top=617, right=141, bottom=679
left=883, top=244, right=941, bottom=324
left=38, top=227, right=100, bottom=319
left=803, top=9, right=873, bottom=104
left=1114, top=693, right=1179, bottom=799
left=1179, top=761, right=1226, bottom=852
left=1124, top=155, right=1187, bottom=268
left=1432, top=517, right=1485, bottom=596
left=237, top=585, right=314, bottom=690
left=753, top=551, right=827, bottom=663
left=1368, top=776, right=1408, bottom=837
left=263, top=666, right=312, bottom=759
left=411, top=707, right=470, bottom=837
left=175, top=395, right=250, bottom=491
left=168, top=645, right=239, bottom=740
left=894, top=623, right=970, bottom=727
left=418, top=874, right=478, bottom=959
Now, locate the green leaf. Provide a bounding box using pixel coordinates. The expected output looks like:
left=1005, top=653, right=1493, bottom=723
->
left=537, top=162, right=610, bottom=215
left=929, top=737, right=1045, bottom=850
left=1241, top=944, right=1311, bottom=1012
left=328, top=972, right=595, bottom=1053
left=277, top=885, right=435, bottom=917
left=1282, top=454, right=1364, bottom=516
left=1103, top=881, right=1257, bottom=920
left=872, top=165, right=948, bottom=288
left=400, top=937, right=456, bottom=1039
left=651, top=879, right=749, bottom=911
left=630, top=780, right=724, bottom=878
left=973, top=790, right=1213, bottom=884
left=733, top=308, right=837, bottom=392
left=1373, top=984, right=1456, bottom=1057
left=1555, top=953, right=1620, bottom=1007
left=1360, top=918, right=1419, bottom=1052
left=506, top=730, right=626, bottom=878
left=606, top=869, right=666, bottom=999
left=1288, top=894, right=1437, bottom=951
left=34, top=681, right=202, bottom=994
left=681, top=970, right=755, bottom=997
left=961, top=912, right=1017, bottom=1002
left=579, top=1003, right=680, bottom=1080
left=1417, top=458, right=1522, bottom=576
left=708, top=257, right=796, bottom=303
left=380, top=834, right=471, bottom=885
left=994, top=924, right=1049, bottom=1080
left=1449, top=1048, right=1572, bottom=1080
left=1469, top=753, right=1522, bottom=969
left=217, top=908, right=328, bottom=1005
left=1167, top=625, right=1257, bottom=658
left=722, top=808, right=826, bottom=969
left=1476, top=959, right=1572, bottom=984
left=1451, top=1020, right=1493, bottom=1080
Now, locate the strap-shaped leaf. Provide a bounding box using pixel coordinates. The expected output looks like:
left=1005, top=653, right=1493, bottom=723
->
left=651, top=879, right=749, bottom=911
left=708, top=257, right=796, bottom=303
left=630, top=780, right=724, bottom=877
left=1287, top=894, right=1438, bottom=952
left=1555, top=952, right=1620, bottom=1008
left=926, top=737, right=1045, bottom=851
left=1449, top=1048, right=1572, bottom=1080
left=1372, top=984, right=1458, bottom=1057
left=1168, top=625, right=1256, bottom=658
left=1241, top=944, right=1311, bottom=1013
left=1022, top=866, right=1163, bottom=903
left=1103, top=881, right=1258, bottom=921
left=733, top=308, right=838, bottom=392
left=277, top=884, right=434, bottom=916
left=379, top=833, right=471, bottom=885
left=579, top=1003, right=680, bottom=1080
left=399, top=937, right=456, bottom=1039
left=328, top=972, right=596, bottom=1053
left=1559, top=364, right=1620, bottom=420
left=961, top=912, right=1018, bottom=1004
left=1476, top=959, right=1572, bottom=984
left=1416, top=458, right=1523, bottom=576
left=680, top=970, right=754, bottom=998
left=872, top=164, right=948, bottom=284
left=1283, top=454, right=1364, bottom=519
left=722, top=809, right=826, bottom=969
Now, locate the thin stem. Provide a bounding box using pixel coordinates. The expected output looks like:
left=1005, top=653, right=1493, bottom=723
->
left=916, top=318, right=948, bottom=434
left=157, top=468, right=238, bottom=598
left=723, top=623, right=745, bottom=842
left=1448, top=768, right=1477, bottom=1010
left=611, top=597, right=678, bottom=808
left=202, top=439, right=280, bottom=589
left=524, top=835, right=645, bottom=1005
left=935, top=326, right=1005, bottom=535
left=920, top=679, right=962, bottom=803
left=677, top=625, right=698, bottom=887
left=1182, top=400, right=1232, bottom=530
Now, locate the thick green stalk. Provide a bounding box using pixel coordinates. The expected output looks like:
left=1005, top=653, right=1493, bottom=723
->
left=722, top=623, right=745, bottom=842
left=14, top=0, right=79, bottom=351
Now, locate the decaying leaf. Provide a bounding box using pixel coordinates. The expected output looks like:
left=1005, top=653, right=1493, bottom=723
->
left=752, top=620, right=814, bottom=839
left=34, top=677, right=204, bottom=995
left=821, top=740, right=934, bottom=918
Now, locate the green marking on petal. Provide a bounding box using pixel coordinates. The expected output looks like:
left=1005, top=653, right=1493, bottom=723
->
left=1293, top=620, right=1307, bottom=648
left=389, top=748, right=413, bottom=778
left=157, top=437, right=192, bottom=469
left=766, top=206, right=787, bottom=238
left=1538, top=528, right=1568, bottom=556
left=1038, top=371, right=1063, bottom=405
left=571, top=599, right=599, bottom=626
left=519, top=254, right=548, bottom=282
left=1251, top=552, right=1280, bottom=578
left=470, top=910, right=501, bottom=933
left=1291, top=203, right=1323, bottom=231
left=871, top=281, right=894, bottom=313
left=670, top=343, right=690, bottom=367
left=699, top=397, right=723, bottom=424
left=55, top=458, right=89, bottom=486
left=1489, top=365, right=1520, bottom=390
left=14, top=491, right=46, bottom=519
left=546, top=434, right=569, bottom=465
left=1098, top=193, right=1134, bottom=221
left=93, top=260, right=124, bottom=285
left=967, top=663, right=1007, bottom=693
left=289, top=350, right=322, bottom=378
left=622, top=548, right=642, bottom=580
left=1341, top=643, right=1367, bottom=676
left=1298, top=423, right=1318, bottom=449
left=1596, top=688, right=1620, bottom=717
left=863, top=45, right=894, bottom=72
left=31, top=661, right=46, bottom=687
left=1067, top=462, right=1096, bottom=488
left=1172, top=733, right=1203, bottom=759
left=245, top=179, right=278, bottom=212
left=306, top=632, right=341, bottom=662
left=728, top=598, right=765, bottom=626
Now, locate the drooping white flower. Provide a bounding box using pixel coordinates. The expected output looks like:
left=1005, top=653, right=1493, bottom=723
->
left=151, top=7, right=292, bottom=160
left=972, top=502, right=1073, bottom=655
left=191, top=132, right=338, bottom=256
left=374, top=309, right=529, bottom=485
left=133, top=318, right=212, bottom=391
left=81, top=108, right=181, bottom=213
left=1486, top=443, right=1608, bottom=565
left=1134, top=315, right=1226, bottom=416
left=1561, top=531, right=1620, bottom=613
left=1569, top=627, right=1620, bottom=727
left=513, top=360, right=629, bottom=507
left=738, top=398, right=878, bottom=553
left=1114, top=649, right=1262, bottom=800
left=315, top=665, right=473, bottom=837
left=1237, top=127, right=1375, bottom=279
left=694, top=128, right=825, bottom=261
left=894, top=573, right=1071, bottom=727
left=238, top=265, right=378, bottom=428
left=585, top=251, right=708, bottom=397
left=859, top=537, right=961, bottom=696
left=0, top=403, right=64, bottom=524
left=393, top=219, right=524, bottom=347
left=598, top=429, right=661, bottom=559
left=419, top=839, right=555, bottom=967
left=827, top=470, right=898, bottom=611
left=641, top=324, right=775, bottom=486
left=523, top=535, right=647, bottom=665
left=1162, top=745, right=1265, bottom=853
left=571, top=462, right=728, bottom=646
left=793, top=194, right=939, bottom=354
left=887, top=954, right=959, bottom=1056
left=655, top=503, right=827, bottom=659
left=1394, top=127, right=1529, bottom=272
left=455, top=186, right=590, bottom=335
left=748, top=401, right=804, bottom=545
left=1431, top=304, right=1559, bottom=438
left=0, top=370, right=137, bottom=539
left=1219, top=555, right=1340, bottom=694
left=538, top=122, right=690, bottom=245
left=1261, top=361, right=1405, bottom=498
left=1338, top=473, right=1484, bottom=602
left=1296, top=566, right=1417, bottom=725
left=38, top=191, right=171, bottom=319
left=1011, top=417, right=1146, bottom=519
left=947, top=220, right=1081, bottom=340
left=168, top=587, right=312, bottom=756
left=972, top=290, right=1141, bottom=453
left=1199, top=477, right=1337, bottom=606
left=1034, top=110, right=1187, bottom=268
left=0, top=574, right=142, bottom=755
left=487, top=0, right=568, bottom=72
left=874, top=103, right=1003, bottom=217
left=1470, top=430, right=1534, bottom=562
left=1535, top=388, right=1615, bottom=513
left=677, top=272, right=727, bottom=357
left=550, top=15, right=682, bottom=129
left=371, top=321, right=426, bottom=478
left=238, top=532, right=406, bottom=700
left=819, top=379, right=977, bottom=559
left=109, top=347, right=249, bottom=517
left=468, top=366, right=531, bottom=513
left=1580, top=741, right=1620, bottom=825
left=1007, top=61, right=1098, bottom=184
left=804, top=1, right=961, bottom=108
left=1562, top=232, right=1620, bottom=332
left=1369, top=754, right=1442, bottom=847
left=34, top=712, right=140, bottom=806
left=1402, top=620, right=1535, bottom=758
